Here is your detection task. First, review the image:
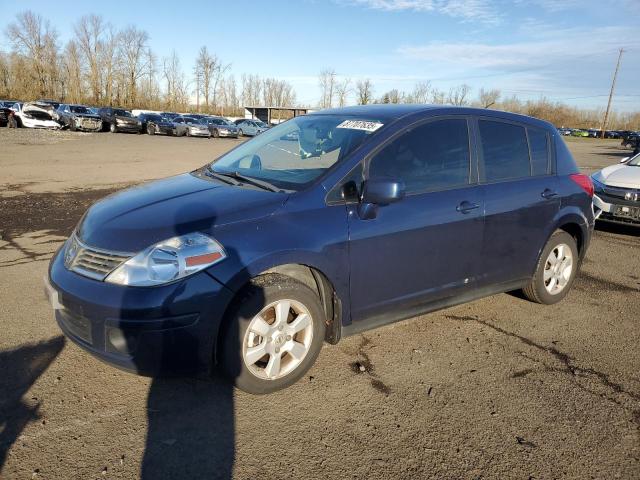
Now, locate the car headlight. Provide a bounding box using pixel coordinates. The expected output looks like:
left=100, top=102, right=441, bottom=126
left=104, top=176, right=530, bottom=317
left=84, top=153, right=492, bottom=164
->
left=105, top=232, right=226, bottom=286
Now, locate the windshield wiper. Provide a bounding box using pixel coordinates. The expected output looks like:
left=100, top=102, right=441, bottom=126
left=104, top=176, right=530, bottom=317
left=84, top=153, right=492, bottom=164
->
left=211, top=170, right=282, bottom=192
left=204, top=169, right=242, bottom=186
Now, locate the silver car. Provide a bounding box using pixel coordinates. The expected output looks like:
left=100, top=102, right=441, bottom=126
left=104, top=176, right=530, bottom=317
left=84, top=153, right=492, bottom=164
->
left=235, top=119, right=269, bottom=137
left=174, top=116, right=211, bottom=138
left=200, top=117, right=240, bottom=138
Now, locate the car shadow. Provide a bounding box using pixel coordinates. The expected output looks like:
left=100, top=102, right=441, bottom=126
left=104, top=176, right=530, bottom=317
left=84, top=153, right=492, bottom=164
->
left=0, top=336, right=65, bottom=469
left=595, top=221, right=640, bottom=237
left=125, top=202, right=258, bottom=479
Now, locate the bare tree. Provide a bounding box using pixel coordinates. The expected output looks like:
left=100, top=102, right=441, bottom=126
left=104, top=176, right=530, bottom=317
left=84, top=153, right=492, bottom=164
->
left=355, top=78, right=374, bottom=105
left=479, top=87, right=500, bottom=108
left=119, top=26, right=149, bottom=107
left=380, top=89, right=401, bottom=104
left=407, top=81, right=431, bottom=104
left=335, top=77, right=352, bottom=107
left=318, top=68, right=336, bottom=108
left=163, top=51, right=188, bottom=111
left=447, top=84, right=471, bottom=106
left=194, top=46, right=229, bottom=111
left=74, top=14, right=106, bottom=104
left=242, top=73, right=262, bottom=106
left=6, top=10, right=60, bottom=97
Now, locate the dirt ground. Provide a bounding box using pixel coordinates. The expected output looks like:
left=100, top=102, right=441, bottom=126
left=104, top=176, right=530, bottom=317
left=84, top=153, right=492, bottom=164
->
left=0, top=129, right=638, bottom=480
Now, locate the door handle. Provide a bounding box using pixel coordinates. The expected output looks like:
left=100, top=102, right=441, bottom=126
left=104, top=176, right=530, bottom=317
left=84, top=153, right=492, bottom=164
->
left=456, top=201, right=480, bottom=214
left=541, top=189, right=558, bottom=199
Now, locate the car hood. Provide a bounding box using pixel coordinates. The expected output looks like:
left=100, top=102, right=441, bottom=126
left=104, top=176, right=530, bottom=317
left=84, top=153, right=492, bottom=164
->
left=77, top=172, right=288, bottom=252
left=23, top=102, right=59, bottom=120
left=116, top=115, right=139, bottom=123
left=595, top=164, right=640, bottom=188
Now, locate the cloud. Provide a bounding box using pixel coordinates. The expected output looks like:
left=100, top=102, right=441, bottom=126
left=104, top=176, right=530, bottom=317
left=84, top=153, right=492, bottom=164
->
left=397, top=25, right=639, bottom=71
left=338, top=0, right=502, bottom=24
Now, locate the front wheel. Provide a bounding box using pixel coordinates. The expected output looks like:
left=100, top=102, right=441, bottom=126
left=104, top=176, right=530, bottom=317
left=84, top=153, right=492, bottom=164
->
left=110, top=122, right=117, bottom=133
left=147, top=123, right=155, bottom=135
left=8, top=116, right=18, bottom=128
left=238, top=129, right=244, bottom=137
left=219, top=274, right=326, bottom=394
left=522, top=231, right=579, bottom=304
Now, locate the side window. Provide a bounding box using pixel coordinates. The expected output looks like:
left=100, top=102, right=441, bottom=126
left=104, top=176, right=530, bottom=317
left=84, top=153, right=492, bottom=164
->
left=528, top=128, right=549, bottom=176
left=479, top=120, right=530, bottom=182
left=368, top=118, right=471, bottom=194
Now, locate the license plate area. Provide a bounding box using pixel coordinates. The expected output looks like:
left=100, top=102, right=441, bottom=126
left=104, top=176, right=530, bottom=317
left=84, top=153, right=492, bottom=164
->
left=614, top=205, right=640, bottom=220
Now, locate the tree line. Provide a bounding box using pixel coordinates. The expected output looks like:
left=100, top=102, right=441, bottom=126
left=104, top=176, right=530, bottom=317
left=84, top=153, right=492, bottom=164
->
left=0, top=11, right=297, bottom=115
left=318, top=69, right=639, bottom=130
left=0, top=10, right=637, bottom=129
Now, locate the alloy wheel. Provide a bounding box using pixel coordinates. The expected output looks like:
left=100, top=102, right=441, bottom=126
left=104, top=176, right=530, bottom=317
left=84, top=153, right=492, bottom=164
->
left=543, top=243, right=574, bottom=295
left=242, top=299, right=314, bottom=380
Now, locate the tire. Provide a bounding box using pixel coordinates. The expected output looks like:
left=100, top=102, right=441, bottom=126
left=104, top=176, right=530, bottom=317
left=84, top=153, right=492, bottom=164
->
left=147, top=123, right=155, bottom=135
left=8, top=116, right=17, bottom=128
left=212, top=129, right=219, bottom=138
left=110, top=122, right=117, bottom=133
left=238, top=129, right=244, bottom=137
left=219, top=274, right=326, bottom=394
left=70, top=121, right=76, bottom=132
left=522, top=230, right=579, bottom=305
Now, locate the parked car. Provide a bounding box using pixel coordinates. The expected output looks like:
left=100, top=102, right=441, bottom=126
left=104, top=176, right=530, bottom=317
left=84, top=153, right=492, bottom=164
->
left=174, top=116, right=211, bottom=137
left=200, top=116, right=240, bottom=138
left=235, top=119, right=269, bottom=136
left=604, top=130, right=621, bottom=139
left=571, top=129, right=589, bottom=137
left=592, top=153, right=640, bottom=226
left=10, top=101, right=61, bottom=129
left=161, top=111, right=180, bottom=120
left=98, top=107, right=142, bottom=133
left=621, top=133, right=639, bottom=150
left=57, top=104, right=102, bottom=132
left=45, top=105, right=594, bottom=394
left=557, top=127, right=572, bottom=136
left=138, top=113, right=176, bottom=136
left=0, top=103, right=15, bottom=127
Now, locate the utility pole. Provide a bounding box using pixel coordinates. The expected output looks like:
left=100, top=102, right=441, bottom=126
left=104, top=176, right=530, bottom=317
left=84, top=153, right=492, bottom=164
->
left=600, top=48, right=624, bottom=139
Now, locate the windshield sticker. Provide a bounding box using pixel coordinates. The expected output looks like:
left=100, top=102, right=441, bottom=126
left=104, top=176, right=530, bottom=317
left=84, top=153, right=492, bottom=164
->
left=336, top=120, right=384, bottom=132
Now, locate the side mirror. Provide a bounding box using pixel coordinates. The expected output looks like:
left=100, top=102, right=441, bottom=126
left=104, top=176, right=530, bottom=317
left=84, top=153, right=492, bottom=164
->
left=361, top=178, right=405, bottom=205
left=620, top=157, right=629, bottom=164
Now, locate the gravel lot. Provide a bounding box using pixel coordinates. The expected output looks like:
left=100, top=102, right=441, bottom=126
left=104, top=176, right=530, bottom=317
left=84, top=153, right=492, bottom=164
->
left=0, top=129, right=638, bottom=479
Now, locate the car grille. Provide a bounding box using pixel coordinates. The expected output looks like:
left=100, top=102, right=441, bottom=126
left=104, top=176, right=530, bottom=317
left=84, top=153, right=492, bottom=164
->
left=601, top=185, right=640, bottom=204
left=66, top=235, right=132, bottom=281
left=78, top=118, right=101, bottom=129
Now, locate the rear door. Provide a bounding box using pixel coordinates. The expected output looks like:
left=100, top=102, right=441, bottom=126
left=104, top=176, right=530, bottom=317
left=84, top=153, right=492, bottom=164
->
left=347, top=116, right=484, bottom=327
left=475, top=118, right=559, bottom=286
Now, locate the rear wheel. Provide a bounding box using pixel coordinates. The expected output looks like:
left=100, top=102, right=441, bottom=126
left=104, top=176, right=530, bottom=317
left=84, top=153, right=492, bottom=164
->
left=8, top=116, right=18, bottom=128
left=147, top=123, right=155, bottom=135
left=522, top=231, right=579, bottom=304
left=238, top=129, right=244, bottom=137
left=70, top=120, right=76, bottom=132
left=110, top=122, right=117, bottom=133
left=212, top=129, right=219, bottom=138
left=219, top=274, right=325, bottom=394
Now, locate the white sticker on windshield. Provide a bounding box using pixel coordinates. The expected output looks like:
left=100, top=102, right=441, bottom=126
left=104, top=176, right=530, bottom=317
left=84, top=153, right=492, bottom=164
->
left=336, top=120, right=384, bottom=132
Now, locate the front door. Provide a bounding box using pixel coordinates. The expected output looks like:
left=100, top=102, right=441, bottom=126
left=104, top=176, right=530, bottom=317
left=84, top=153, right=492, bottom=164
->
left=347, top=117, right=484, bottom=327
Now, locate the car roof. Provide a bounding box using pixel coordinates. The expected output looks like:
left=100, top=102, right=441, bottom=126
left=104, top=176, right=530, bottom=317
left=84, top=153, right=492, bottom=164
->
left=309, top=104, right=555, bottom=130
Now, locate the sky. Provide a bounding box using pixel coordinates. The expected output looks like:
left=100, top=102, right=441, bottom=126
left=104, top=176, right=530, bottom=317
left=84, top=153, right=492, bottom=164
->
left=1, top=0, right=639, bottom=111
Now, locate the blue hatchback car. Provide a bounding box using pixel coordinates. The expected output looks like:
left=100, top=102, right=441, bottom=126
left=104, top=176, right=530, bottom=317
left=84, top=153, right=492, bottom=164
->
left=46, top=105, right=594, bottom=393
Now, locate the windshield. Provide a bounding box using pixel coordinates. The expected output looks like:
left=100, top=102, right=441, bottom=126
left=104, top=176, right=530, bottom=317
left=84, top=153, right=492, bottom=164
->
left=70, top=106, right=91, bottom=114
left=114, top=109, right=132, bottom=117
left=255, top=121, right=268, bottom=127
left=628, top=153, right=640, bottom=166
left=210, top=115, right=383, bottom=190
left=146, top=114, right=163, bottom=122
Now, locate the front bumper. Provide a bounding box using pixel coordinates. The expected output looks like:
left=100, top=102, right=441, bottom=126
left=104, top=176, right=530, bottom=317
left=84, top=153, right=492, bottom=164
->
left=116, top=123, right=141, bottom=132
left=189, top=129, right=211, bottom=137
left=217, top=130, right=239, bottom=138
left=46, top=247, right=235, bottom=376
left=593, top=193, right=640, bottom=225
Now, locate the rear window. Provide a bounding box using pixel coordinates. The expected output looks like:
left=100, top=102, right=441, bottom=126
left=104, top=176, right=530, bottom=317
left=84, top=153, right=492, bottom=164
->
left=479, top=120, right=530, bottom=182
left=528, top=128, right=550, bottom=176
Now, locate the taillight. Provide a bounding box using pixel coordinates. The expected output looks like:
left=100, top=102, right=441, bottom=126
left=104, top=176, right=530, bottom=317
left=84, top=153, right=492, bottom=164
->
left=569, top=173, right=594, bottom=197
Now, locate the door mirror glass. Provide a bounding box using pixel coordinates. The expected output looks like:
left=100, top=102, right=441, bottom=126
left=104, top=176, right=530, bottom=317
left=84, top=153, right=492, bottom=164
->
left=361, top=178, right=405, bottom=205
